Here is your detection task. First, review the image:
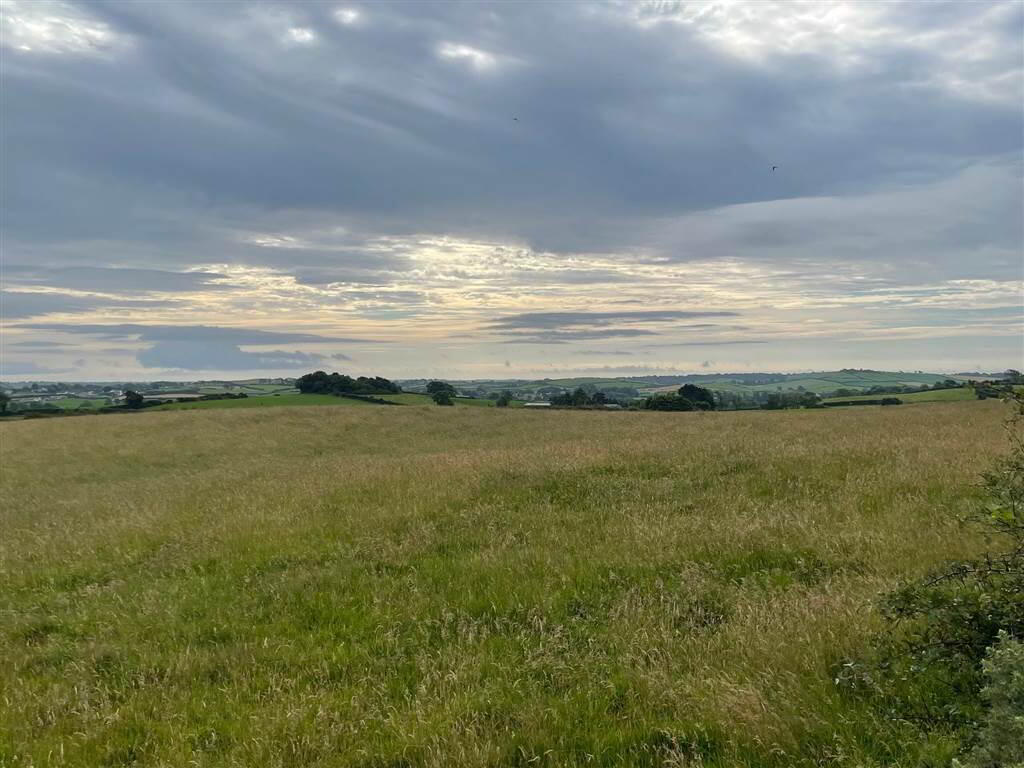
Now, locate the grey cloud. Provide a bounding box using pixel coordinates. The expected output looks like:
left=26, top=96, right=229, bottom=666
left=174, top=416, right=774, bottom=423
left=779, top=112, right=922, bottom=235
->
left=498, top=329, right=661, bottom=344
left=4, top=341, right=75, bottom=348
left=511, top=269, right=634, bottom=285
left=0, top=361, right=77, bottom=376
left=136, top=341, right=329, bottom=371
left=18, top=323, right=376, bottom=344
left=488, top=310, right=738, bottom=330
left=2, top=1, right=1018, bottom=258
left=651, top=158, right=1023, bottom=280
left=0, top=1, right=1019, bottom=376
left=645, top=340, right=769, bottom=347
left=3, top=266, right=228, bottom=294
left=572, top=350, right=634, bottom=356
left=331, top=352, right=353, bottom=361
left=1, top=291, right=176, bottom=319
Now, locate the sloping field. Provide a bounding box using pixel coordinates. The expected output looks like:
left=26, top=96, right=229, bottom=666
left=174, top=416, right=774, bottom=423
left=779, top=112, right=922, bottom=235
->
left=645, top=370, right=955, bottom=396
left=0, top=402, right=1008, bottom=767
left=823, top=387, right=975, bottom=404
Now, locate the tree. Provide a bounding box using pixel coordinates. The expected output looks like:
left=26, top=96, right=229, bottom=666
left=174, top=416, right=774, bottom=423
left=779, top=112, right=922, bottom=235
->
left=643, top=394, right=695, bottom=411
left=0, top=392, right=9, bottom=415
left=570, top=387, right=589, bottom=407
left=678, top=384, right=715, bottom=410
left=495, top=391, right=513, bottom=408
left=426, top=380, right=457, bottom=398
left=124, top=390, right=145, bottom=409
left=297, top=370, right=400, bottom=396
left=431, top=391, right=454, bottom=406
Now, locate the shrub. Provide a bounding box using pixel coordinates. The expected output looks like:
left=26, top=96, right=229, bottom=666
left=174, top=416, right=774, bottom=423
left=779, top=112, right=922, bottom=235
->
left=954, top=631, right=1024, bottom=768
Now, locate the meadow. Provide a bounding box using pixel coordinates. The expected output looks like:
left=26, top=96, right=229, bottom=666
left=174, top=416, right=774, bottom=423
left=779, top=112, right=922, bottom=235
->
left=0, top=400, right=1008, bottom=767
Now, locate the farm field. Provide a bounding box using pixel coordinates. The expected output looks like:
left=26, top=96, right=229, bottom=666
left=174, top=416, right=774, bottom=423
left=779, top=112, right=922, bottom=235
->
left=150, top=393, right=510, bottom=411
left=823, top=387, right=975, bottom=404
left=0, top=401, right=1009, bottom=767
left=380, top=393, right=516, bottom=407
left=51, top=397, right=110, bottom=409
left=150, top=393, right=376, bottom=411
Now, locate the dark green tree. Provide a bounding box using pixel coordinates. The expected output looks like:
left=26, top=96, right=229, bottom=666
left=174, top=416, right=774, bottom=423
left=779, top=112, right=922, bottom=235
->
left=678, top=384, right=715, bottom=410
left=124, top=390, right=145, bottom=409
left=495, top=391, right=513, bottom=407
left=0, top=391, right=9, bottom=414
left=426, top=381, right=457, bottom=398
left=643, top=394, right=695, bottom=411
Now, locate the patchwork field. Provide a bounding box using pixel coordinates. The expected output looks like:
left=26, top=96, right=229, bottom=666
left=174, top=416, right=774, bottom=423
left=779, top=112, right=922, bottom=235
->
left=0, top=401, right=1008, bottom=766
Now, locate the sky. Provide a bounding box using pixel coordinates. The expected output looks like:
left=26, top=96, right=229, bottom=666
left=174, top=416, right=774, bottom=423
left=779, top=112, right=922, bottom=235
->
left=1, top=0, right=1022, bottom=381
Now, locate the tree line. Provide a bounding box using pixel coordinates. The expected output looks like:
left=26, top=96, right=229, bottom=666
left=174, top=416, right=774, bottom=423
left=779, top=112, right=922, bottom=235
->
left=296, top=371, right=401, bottom=396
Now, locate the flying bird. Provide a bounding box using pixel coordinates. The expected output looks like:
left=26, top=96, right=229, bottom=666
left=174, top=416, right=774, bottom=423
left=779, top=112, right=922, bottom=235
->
left=771, top=165, right=778, bottom=171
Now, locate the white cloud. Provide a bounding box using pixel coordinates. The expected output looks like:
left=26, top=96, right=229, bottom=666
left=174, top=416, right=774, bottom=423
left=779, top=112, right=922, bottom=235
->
left=0, top=0, right=124, bottom=55
left=626, top=0, right=1022, bottom=103
left=334, top=7, right=360, bottom=26
left=437, top=42, right=497, bottom=71
left=285, top=26, right=316, bottom=44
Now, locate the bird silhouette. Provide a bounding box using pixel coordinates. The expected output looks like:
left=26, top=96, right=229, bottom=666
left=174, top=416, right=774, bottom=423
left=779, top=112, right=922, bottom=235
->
left=771, top=166, right=778, bottom=171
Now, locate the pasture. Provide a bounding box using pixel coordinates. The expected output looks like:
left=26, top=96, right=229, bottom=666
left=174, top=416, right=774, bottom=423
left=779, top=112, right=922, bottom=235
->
left=151, top=392, right=512, bottom=411
left=0, top=401, right=1008, bottom=766
left=822, top=387, right=974, bottom=404
left=150, top=393, right=375, bottom=411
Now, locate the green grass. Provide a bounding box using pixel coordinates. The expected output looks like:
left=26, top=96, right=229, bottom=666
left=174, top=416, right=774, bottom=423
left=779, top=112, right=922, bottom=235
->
left=152, top=393, right=511, bottom=411
left=647, top=371, right=958, bottom=396
left=0, top=401, right=1010, bottom=766
left=381, top=394, right=518, bottom=407
left=823, top=388, right=975, bottom=404
left=150, top=394, right=375, bottom=411
left=52, top=397, right=109, bottom=409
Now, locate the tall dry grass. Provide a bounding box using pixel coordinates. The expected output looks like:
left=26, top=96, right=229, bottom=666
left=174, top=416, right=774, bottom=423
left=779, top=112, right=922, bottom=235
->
left=0, top=401, right=1008, bottom=766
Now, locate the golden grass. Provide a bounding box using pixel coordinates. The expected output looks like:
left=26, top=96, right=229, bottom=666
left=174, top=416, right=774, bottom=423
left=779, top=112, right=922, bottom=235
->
left=0, top=401, right=1008, bottom=767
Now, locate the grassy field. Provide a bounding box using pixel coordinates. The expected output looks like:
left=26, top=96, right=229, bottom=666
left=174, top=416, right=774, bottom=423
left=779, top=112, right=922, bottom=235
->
left=823, top=387, right=975, bottom=404
left=150, top=394, right=376, bottom=411
left=52, top=397, right=110, bottom=409
left=152, top=393, right=513, bottom=411
left=0, top=401, right=1010, bottom=767
left=381, top=394, right=515, bottom=407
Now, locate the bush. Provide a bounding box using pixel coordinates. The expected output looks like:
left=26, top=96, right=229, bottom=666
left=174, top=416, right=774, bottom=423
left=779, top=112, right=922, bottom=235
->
left=954, top=632, right=1024, bottom=768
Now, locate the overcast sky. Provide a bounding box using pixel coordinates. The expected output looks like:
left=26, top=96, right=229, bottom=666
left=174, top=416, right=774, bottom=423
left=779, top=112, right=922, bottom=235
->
left=1, top=0, right=1022, bottom=381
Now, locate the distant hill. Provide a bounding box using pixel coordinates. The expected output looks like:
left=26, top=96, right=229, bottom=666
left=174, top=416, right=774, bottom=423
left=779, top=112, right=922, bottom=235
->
left=400, top=369, right=965, bottom=400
